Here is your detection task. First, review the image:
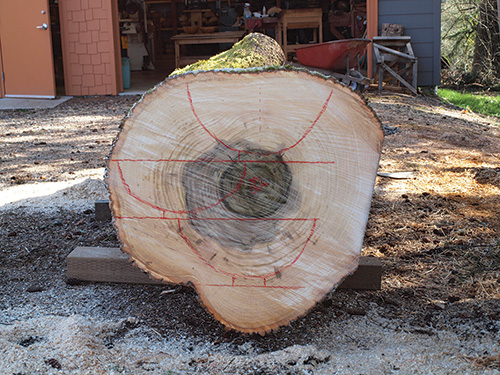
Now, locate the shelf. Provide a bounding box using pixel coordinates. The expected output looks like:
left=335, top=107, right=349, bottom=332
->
left=143, top=0, right=186, bottom=68
left=183, top=9, right=211, bottom=12
left=144, top=0, right=235, bottom=68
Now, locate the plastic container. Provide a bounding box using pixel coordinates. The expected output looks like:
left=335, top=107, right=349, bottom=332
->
left=244, top=3, right=252, bottom=19
left=121, top=57, right=131, bottom=89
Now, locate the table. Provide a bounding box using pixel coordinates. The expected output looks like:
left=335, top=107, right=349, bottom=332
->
left=171, top=31, right=245, bottom=68
left=245, top=17, right=279, bottom=41
left=278, top=9, right=323, bottom=60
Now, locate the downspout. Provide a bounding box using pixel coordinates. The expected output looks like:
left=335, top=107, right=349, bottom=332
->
left=0, top=38, right=4, bottom=98
left=111, top=0, right=123, bottom=94
left=366, top=0, right=378, bottom=79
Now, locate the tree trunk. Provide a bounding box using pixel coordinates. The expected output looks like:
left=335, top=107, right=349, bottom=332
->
left=472, top=0, right=500, bottom=84
left=497, top=0, right=500, bottom=31
left=107, top=34, right=383, bottom=334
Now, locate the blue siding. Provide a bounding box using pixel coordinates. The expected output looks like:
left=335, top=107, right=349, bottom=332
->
left=378, top=0, right=435, bottom=15
left=378, top=0, right=441, bottom=86
left=412, top=44, right=435, bottom=58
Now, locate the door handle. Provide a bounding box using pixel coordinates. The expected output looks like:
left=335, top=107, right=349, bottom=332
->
left=36, top=23, right=48, bottom=30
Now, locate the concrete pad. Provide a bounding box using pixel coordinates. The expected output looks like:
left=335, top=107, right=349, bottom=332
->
left=0, top=96, right=72, bottom=110
left=119, top=70, right=167, bottom=96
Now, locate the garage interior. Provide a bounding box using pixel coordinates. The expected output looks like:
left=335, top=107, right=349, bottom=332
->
left=48, top=0, right=368, bottom=95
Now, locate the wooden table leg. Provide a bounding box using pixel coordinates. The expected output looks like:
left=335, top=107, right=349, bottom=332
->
left=174, top=41, right=180, bottom=68
left=331, top=26, right=345, bottom=40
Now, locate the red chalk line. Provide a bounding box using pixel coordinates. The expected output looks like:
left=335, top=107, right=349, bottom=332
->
left=116, top=216, right=318, bottom=222
left=177, top=218, right=318, bottom=280
left=186, top=83, right=333, bottom=156
left=203, top=284, right=304, bottom=290
left=111, top=158, right=335, bottom=164
left=111, top=83, right=333, bottom=288
left=115, top=160, right=248, bottom=215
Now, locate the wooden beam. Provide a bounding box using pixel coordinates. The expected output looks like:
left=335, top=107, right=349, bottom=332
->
left=95, top=200, right=112, bottom=221
left=67, top=246, right=164, bottom=285
left=339, top=256, right=382, bottom=290
left=372, top=43, right=416, bottom=61
left=379, top=60, right=418, bottom=95
left=90, top=199, right=383, bottom=290
left=67, top=247, right=382, bottom=290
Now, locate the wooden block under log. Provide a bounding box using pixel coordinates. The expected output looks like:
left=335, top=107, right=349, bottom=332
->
left=339, top=256, right=382, bottom=290
left=95, top=200, right=112, bottom=221
left=67, top=246, right=163, bottom=285
left=67, top=247, right=381, bottom=290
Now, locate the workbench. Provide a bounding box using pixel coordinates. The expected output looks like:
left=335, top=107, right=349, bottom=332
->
left=171, top=31, right=245, bottom=68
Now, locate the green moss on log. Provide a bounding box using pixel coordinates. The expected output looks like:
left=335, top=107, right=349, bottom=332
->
left=170, top=33, right=286, bottom=76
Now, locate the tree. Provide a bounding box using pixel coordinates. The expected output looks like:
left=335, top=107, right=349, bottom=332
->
left=442, top=0, right=480, bottom=70
left=441, top=0, right=499, bottom=87
left=471, top=0, right=500, bottom=85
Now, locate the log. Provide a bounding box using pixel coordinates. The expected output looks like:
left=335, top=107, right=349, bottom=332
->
left=107, top=34, right=383, bottom=334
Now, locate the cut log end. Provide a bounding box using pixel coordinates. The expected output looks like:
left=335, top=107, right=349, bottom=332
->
left=107, top=68, right=383, bottom=334
left=108, top=28, right=382, bottom=334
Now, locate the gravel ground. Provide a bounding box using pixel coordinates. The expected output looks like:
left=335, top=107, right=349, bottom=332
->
left=1, top=90, right=500, bottom=374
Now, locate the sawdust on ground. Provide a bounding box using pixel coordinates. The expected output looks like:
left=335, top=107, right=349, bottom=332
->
left=0, top=91, right=499, bottom=374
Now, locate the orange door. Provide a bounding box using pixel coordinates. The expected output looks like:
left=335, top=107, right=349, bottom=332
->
left=0, top=0, right=56, bottom=98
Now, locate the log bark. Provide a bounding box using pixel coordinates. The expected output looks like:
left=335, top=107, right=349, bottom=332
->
left=171, top=32, right=286, bottom=76
left=107, top=35, right=383, bottom=334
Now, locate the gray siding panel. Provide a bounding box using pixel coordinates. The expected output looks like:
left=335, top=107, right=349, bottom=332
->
left=416, top=57, right=435, bottom=74
left=432, top=0, right=441, bottom=85
left=417, top=57, right=434, bottom=66
left=378, top=0, right=441, bottom=86
left=412, top=43, right=435, bottom=58
left=379, top=14, right=434, bottom=29
left=418, top=71, right=435, bottom=84
left=403, top=29, right=435, bottom=44
left=378, top=0, right=435, bottom=15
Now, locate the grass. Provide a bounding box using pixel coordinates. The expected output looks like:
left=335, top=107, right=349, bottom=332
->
left=437, top=88, right=500, bottom=117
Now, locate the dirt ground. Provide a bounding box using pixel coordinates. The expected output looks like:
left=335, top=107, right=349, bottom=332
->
left=1, top=87, right=500, bottom=374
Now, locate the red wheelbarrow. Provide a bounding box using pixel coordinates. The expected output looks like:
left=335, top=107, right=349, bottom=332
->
left=295, top=38, right=372, bottom=92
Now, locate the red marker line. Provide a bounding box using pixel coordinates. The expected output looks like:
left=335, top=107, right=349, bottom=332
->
left=115, top=161, right=247, bottom=215
left=204, top=284, right=304, bottom=290
left=116, top=216, right=318, bottom=222
left=187, top=83, right=333, bottom=155
left=177, top=218, right=318, bottom=280
left=111, top=158, right=335, bottom=164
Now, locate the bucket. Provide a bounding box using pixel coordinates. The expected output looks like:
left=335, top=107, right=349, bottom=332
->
left=122, top=57, right=131, bottom=89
